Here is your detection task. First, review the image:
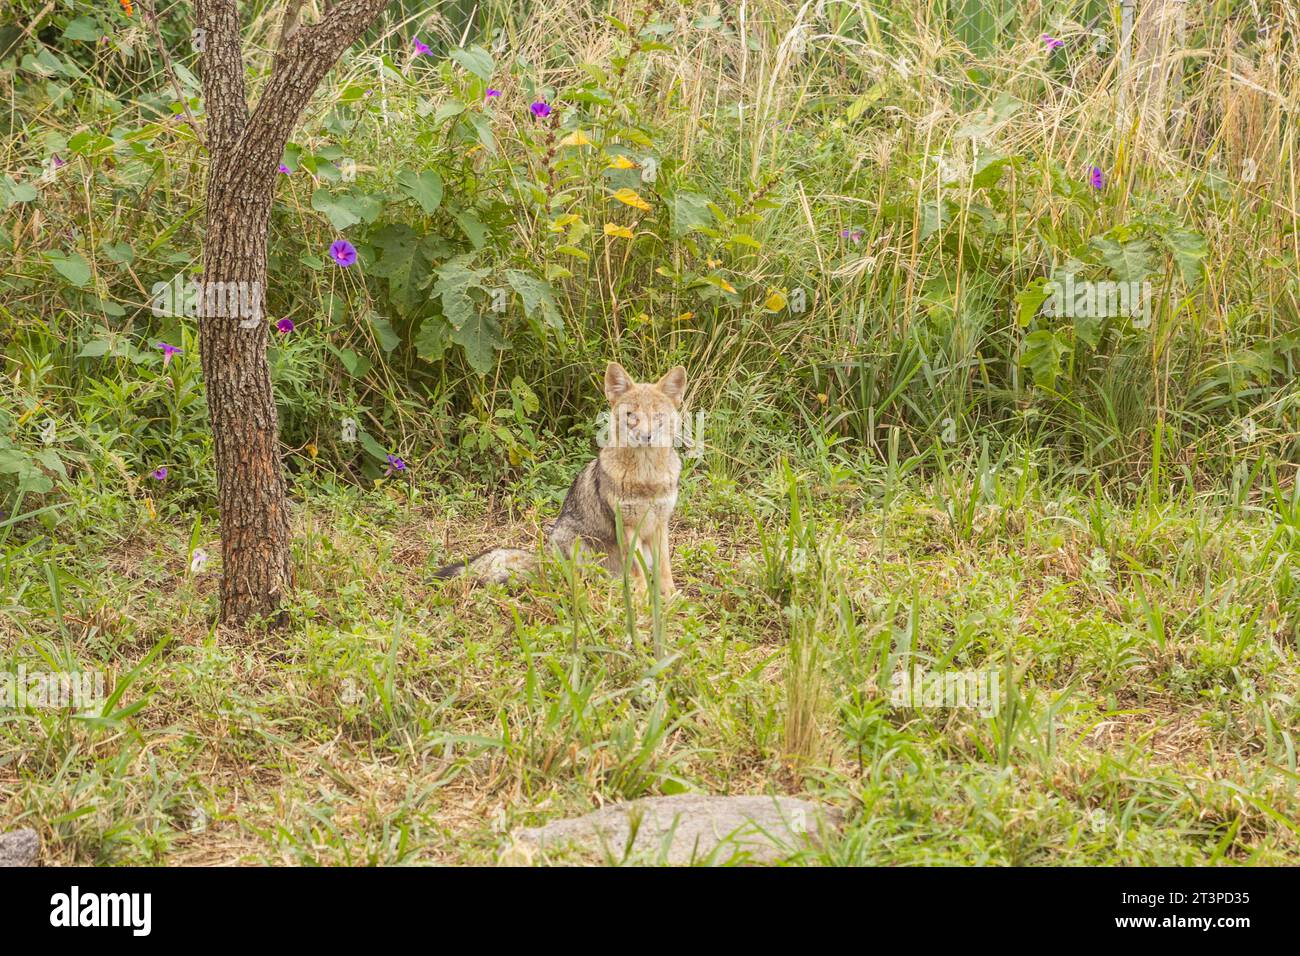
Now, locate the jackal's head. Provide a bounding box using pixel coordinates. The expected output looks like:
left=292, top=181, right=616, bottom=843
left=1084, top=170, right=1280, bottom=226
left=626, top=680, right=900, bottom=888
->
left=604, top=362, right=687, bottom=450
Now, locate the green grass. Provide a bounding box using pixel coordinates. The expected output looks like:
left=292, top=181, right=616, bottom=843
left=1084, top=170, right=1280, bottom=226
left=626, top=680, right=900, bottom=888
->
left=3, top=446, right=1297, bottom=865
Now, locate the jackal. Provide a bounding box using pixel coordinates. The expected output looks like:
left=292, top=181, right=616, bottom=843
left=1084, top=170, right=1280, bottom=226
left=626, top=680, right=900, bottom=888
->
left=434, top=362, right=687, bottom=596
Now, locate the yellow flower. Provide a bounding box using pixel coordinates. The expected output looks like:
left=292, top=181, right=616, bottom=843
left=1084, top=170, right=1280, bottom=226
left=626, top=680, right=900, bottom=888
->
left=603, top=223, right=635, bottom=239
left=559, top=130, right=593, bottom=147
left=763, top=288, right=788, bottom=312
left=610, top=187, right=651, bottom=211
left=816, top=393, right=829, bottom=405
left=305, top=442, right=318, bottom=459
left=606, top=155, right=638, bottom=170
left=674, top=311, right=695, bottom=323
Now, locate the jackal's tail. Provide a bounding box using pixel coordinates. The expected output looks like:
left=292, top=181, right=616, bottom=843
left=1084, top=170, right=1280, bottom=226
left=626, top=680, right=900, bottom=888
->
left=433, top=547, right=537, bottom=585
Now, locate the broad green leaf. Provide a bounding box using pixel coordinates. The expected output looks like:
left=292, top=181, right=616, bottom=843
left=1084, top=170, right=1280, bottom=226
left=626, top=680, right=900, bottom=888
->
left=1162, top=227, right=1207, bottom=286
left=0, top=26, right=21, bottom=60
left=101, top=241, right=134, bottom=264
left=413, top=317, right=449, bottom=362
left=449, top=46, right=494, bottom=81
left=1074, top=311, right=1105, bottom=350
left=0, top=449, right=28, bottom=474
left=337, top=347, right=372, bottom=379
left=357, top=428, right=390, bottom=463
left=76, top=339, right=111, bottom=358
left=47, top=252, right=92, bottom=287
left=972, top=152, right=1012, bottom=190
left=569, top=87, right=614, bottom=107
left=34, top=448, right=67, bottom=479
left=669, top=191, right=713, bottom=238
left=1020, top=329, right=1071, bottom=390
left=454, top=210, right=489, bottom=249
left=920, top=200, right=951, bottom=241
left=25, top=473, right=54, bottom=494
left=396, top=168, right=443, bottom=215
left=369, top=313, right=400, bottom=353
left=62, top=17, right=101, bottom=41
left=368, top=224, right=445, bottom=315
left=505, top=270, right=562, bottom=329
left=310, top=189, right=381, bottom=231
left=451, top=310, right=506, bottom=374
left=1091, top=237, right=1153, bottom=282
left=1015, top=276, right=1051, bottom=327
left=465, top=111, right=497, bottom=155
left=846, top=82, right=887, bottom=122
left=3, top=177, right=39, bottom=206
left=67, top=130, right=113, bottom=154
left=431, top=255, right=489, bottom=330
left=434, top=101, right=466, bottom=124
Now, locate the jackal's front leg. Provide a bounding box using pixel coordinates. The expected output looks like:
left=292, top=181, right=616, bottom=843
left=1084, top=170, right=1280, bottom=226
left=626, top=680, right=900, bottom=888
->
left=649, top=523, right=675, bottom=598
left=614, top=532, right=647, bottom=595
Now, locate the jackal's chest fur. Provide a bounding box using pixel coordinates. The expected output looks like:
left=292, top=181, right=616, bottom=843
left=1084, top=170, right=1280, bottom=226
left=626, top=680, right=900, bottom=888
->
left=599, top=447, right=679, bottom=538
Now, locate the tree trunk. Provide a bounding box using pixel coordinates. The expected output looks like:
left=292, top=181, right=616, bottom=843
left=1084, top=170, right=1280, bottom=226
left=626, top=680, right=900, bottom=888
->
left=194, top=0, right=394, bottom=625
left=200, top=174, right=290, bottom=625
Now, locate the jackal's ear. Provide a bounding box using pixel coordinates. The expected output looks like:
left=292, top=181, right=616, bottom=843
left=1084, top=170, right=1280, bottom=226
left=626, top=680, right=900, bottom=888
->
left=605, top=362, right=633, bottom=403
left=656, top=366, right=687, bottom=407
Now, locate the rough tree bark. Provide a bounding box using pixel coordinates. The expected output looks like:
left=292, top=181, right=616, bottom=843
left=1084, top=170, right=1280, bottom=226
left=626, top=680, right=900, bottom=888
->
left=196, top=0, right=393, bottom=624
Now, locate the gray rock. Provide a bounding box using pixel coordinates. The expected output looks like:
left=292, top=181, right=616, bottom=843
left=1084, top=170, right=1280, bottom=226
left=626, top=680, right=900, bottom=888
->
left=516, top=794, right=842, bottom=865
left=0, top=828, right=40, bottom=867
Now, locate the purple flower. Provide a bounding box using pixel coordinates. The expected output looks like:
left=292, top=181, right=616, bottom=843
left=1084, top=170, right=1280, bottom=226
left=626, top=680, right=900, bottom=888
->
left=156, top=342, right=182, bottom=367
left=1042, top=34, right=1064, bottom=50
left=329, top=240, right=358, bottom=267
left=413, top=38, right=432, bottom=56
left=52, top=153, right=67, bottom=169
left=385, top=454, right=406, bottom=476
left=840, top=227, right=864, bottom=243
left=485, top=89, right=502, bottom=99
left=1088, top=165, right=1104, bottom=190
left=151, top=467, right=168, bottom=481
left=278, top=163, right=291, bottom=174
left=529, top=100, right=552, bottom=119
left=276, top=318, right=295, bottom=334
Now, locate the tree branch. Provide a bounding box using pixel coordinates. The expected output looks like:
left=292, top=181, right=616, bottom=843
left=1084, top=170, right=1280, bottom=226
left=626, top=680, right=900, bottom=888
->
left=277, top=0, right=306, bottom=54
left=219, top=0, right=391, bottom=188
